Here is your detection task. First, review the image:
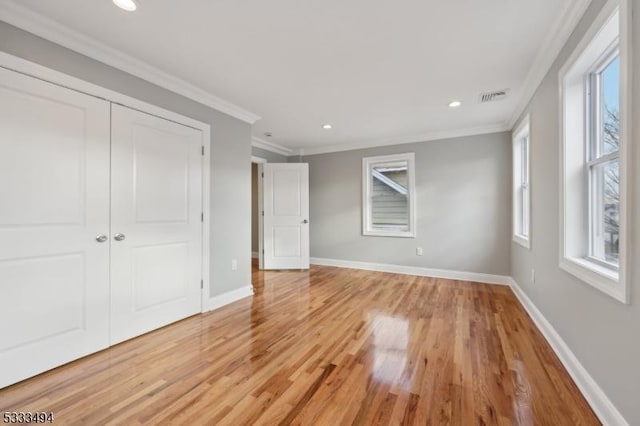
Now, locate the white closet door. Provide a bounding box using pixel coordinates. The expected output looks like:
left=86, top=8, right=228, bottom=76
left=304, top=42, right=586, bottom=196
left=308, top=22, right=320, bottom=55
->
left=0, top=68, right=111, bottom=388
left=110, top=104, right=203, bottom=345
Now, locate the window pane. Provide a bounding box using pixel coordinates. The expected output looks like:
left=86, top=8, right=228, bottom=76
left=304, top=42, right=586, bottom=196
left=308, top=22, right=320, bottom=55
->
left=592, top=159, right=620, bottom=264
left=371, top=162, right=409, bottom=229
left=521, top=136, right=528, bottom=184
left=522, top=186, right=529, bottom=237
left=600, top=56, right=620, bottom=155
left=521, top=135, right=529, bottom=237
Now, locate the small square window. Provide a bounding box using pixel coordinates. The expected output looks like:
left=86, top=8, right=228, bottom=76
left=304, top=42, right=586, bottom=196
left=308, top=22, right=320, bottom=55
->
left=362, top=153, right=416, bottom=238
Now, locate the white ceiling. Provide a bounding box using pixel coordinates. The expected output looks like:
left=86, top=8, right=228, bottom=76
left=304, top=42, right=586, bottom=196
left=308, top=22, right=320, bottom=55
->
left=3, top=0, right=585, bottom=154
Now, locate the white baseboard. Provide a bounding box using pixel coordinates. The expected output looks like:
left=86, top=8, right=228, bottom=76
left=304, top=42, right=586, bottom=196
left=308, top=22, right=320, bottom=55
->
left=310, top=257, right=511, bottom=286
left=204, top=285, right=253, bottom=312
left=509, top=278, right=628, bottom=426
left=251, top=251, right=259, bottom=259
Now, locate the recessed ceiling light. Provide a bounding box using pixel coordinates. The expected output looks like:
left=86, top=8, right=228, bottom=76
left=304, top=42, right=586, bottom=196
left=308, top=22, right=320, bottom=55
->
left=322, top=124, right=332, bottom=130
left=113, top=0, right=137, bottom=12
left=448, top=101, right=462, bottom=108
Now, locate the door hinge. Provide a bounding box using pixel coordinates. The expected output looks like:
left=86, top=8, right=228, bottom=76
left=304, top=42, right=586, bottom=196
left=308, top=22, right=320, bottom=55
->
left=201, top=212, right=204, bottom=222
left=261, top=211, right=264, bottom=216
left=201, top=146, right=205, bottom=156
left=261, top=172, right=264, bottom=178
left=201, top=279, right=204, bottom=289
left=262, top=249, right=264, bottom=254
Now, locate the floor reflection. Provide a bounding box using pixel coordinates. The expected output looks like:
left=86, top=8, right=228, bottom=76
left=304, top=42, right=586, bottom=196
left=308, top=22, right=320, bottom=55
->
left=367, top=312, right=409, bottom=385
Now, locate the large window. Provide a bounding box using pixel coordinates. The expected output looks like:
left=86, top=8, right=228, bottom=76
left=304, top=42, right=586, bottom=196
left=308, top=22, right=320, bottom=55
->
left=362, top=153, right=416, bottom=237
left=559, top=0, right=630, bottom=303
left=513, top=115, right=531, bottom=249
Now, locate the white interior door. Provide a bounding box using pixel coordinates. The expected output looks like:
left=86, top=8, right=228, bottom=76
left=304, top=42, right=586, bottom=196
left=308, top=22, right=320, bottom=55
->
left=0, top=68, right=111, bottom=388
left=263, top=163, right=309, bottom=269
left=110, top=104, right=203, bottom=345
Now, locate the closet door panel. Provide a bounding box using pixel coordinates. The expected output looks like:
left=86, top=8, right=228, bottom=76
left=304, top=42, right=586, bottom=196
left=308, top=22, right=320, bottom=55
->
left=110, top=104, right=203, bottom=345
left=0, top=68, right=111, bottom=388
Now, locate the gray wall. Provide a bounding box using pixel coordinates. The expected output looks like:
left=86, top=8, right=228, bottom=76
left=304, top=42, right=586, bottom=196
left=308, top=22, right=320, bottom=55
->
left=302, top=132, right=512, bottom=276
left=510, top=0, right=640, bottom=423
left=0, top=21, right=252, bottom=298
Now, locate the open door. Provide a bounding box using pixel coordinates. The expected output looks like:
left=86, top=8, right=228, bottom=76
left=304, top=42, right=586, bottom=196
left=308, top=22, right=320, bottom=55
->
left=262, top=163, right=309, bottom=269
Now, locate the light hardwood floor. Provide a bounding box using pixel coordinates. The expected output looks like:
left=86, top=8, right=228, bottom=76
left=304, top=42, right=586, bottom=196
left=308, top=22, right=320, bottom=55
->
left=0, top=263, right=599, bottom=425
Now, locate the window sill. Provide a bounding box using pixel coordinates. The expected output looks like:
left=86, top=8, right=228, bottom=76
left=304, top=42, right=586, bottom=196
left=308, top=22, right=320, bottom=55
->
left=363, top=229, right=415, bottom=238
left=513, top=234, right=531, bottom=249
left=559, top=256, right=628, bottom=304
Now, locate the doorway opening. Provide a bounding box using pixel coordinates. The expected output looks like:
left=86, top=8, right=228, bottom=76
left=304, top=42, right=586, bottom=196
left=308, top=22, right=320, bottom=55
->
left=251, top=156, right=267, bottom=277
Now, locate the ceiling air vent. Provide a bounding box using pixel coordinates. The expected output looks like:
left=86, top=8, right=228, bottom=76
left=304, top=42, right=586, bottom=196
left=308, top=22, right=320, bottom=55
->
left=479, top=89, right=510, bottom=103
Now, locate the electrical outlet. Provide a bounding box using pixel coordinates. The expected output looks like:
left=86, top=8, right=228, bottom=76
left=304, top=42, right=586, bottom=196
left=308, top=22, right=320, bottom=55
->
left=531, top=269, right=536, bottom=284
left=416, top=247, right=423, bottom=256
left=231, top=259, right=238, bottom=271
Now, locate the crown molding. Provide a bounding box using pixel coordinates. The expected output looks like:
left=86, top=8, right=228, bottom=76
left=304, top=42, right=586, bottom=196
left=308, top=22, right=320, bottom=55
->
left=0, top=1, right=261, bottom=124
left=296, top=123, right=510, bottom=156
left=507, top=0, right=593, bottom=129
left=251, top=137, right=294, bottom=156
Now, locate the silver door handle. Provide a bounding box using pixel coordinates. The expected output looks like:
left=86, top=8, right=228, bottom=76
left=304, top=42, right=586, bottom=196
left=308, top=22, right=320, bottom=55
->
left=114, top=233, right=126, bottom=241
left=302, top=219, right=309, bottom=224
left=96, top=234, right=108, bottom=243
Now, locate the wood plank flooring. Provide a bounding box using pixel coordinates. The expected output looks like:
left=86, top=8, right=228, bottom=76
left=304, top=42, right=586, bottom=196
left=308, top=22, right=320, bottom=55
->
left=0, top=264, right=599, bottom=425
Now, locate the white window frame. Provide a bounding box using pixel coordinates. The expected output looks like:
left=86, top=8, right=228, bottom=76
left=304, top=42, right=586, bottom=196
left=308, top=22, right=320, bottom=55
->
left=558, top=0, right=631, bottom=304
left=513, top=115, right=531, bottom=249
left=362, top=153, right=416, bottom=238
